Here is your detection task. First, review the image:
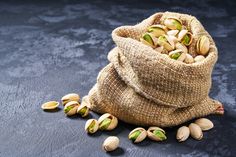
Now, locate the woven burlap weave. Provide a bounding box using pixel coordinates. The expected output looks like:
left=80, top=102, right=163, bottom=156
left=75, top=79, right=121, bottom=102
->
left=85, top=12, right=223, bottom=127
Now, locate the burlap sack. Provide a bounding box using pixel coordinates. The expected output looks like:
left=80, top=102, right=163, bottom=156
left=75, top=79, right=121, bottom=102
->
left=85, top=12, right=223, bottom=127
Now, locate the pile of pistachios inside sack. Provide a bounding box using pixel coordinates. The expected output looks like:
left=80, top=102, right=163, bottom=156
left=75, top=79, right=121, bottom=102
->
left=42, top=93, right=215, bottom=152
left=140, top=17, right=210, bottom=63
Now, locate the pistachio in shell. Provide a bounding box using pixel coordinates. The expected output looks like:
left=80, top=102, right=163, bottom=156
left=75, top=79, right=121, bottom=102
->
left=189, top=123, right=203, bottom=140
left=178, top=30, right=193, bottom=46
left=61, top=93, right=80, bottom=106
left=169, top=49, right=186, bottom=61
left=147, top=24, right=166, bottom=37
left=194, top=55, right=205, bottom=63
left=77, top=104, right=89, bottom=117
left=195, top=118, right=214, bottom=131
left=196, top=35, right=210, bottom=56
left=102, top=136, right=119, bottom=152
left=176, top=126, right=190, bottom=142
left=147, top=127, right=167, bottom=141
left=184, top=54, right=194, bottom=64
left=128, top=127, right=147, bottom=143
left=64, top=101, right=79, bottom=116
left=140, top=33, right=158, bottom=48
left=164, top=17, right=182, bottom=30
left=157, top=35, right=175, bottom=51
left=41, top=101, right=59, bottom=110
left=85, top=119, right=99, bottom=134
left=98, top=113, right=118, bottom=131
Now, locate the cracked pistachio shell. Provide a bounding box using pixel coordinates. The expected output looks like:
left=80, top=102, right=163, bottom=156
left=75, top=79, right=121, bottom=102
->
left=176, top=126, right=190, bottom=142
left=194, top=55, right=205, bottom=63
left=77, top=104, right=89, bottom=117
left=147, top=24, right=167, bottom=37
left=167, top=30, right=179, bottom=36
left=157, top=35, right=175, bottom=51
left=85, top=119, right=99, bottom=134
left=98, top=113, right=118, bottom=131
left=195, top=118, right=214, bottom=131
left=189, top=123, right=203, bottom=140
left=184, top=54, right=194, bottom=64
left=168, top=35, right=178, bottom=43
left=196, top=35, right=210, bottom=56
left=140, top=33, right=158, bottom=48
left=175, top=42, right=188, bottom=54
left=169, top=49, right=186, bottom=61
left=178, top=30, right=193, bottom=46
left=64, top=101, right=79, bottom=116
left=61, top=93, right=80, bottom=106
left=128, top=127, right=147, bottom=143
left=102, top=136, right=119, bottom=152
left=164, top=17, right=182, bottom=30
left=41, top=101, right=59, bottom=110
left=147, top=127, right=167, bottom=141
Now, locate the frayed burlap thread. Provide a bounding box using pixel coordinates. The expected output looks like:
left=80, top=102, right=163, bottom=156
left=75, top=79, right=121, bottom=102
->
left=85, top=12, right=223, bottom=127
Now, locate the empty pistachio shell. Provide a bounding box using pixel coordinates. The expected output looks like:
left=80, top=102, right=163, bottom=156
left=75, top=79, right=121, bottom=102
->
left=194, top=55, right=205, bottom=63
left=41, top=101, right=59, bottom=110
left=178, top=30, right=192, bottom=46
left=64, top=101, right=79, bottom=116
left=176, top=126, right=190, bottom=142
left=184, top=54, right=194, bottom=64
left=196, top=35, right=210, bottom=56
left=175, top=42, right=188, bottom=54
left=77, top=104, right=89, bottom=117
left=61, top=93, right=80, bottom=106
left=102, top=136, right=119, bottom=152
left=147, top=24, right=166, bottom=37
left=157, top=35, right=175, bottom=51
left=98, top=113, right=118, bottom=131
left=195, top=118, right=214, bottom=131
left=189, top=123, right=203, bottom=140
left=140, top=33, right=158, bottom=48
left=167, top=30, right=179, bottom=36
left=155, top=46, right=164, bottom=53
left=128, top=127, right=147, bottom=143
left=168, top=35, right=178, bottom=43
left=169, top=49, right=186, bottom=61
left=147, top=127, right=167, bottom=141
left=85, top=119, right=99, bottom=134
left=164, top=17, right=182, bottom=30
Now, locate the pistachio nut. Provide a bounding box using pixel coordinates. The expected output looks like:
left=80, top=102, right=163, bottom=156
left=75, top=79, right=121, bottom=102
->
left=102, top=136, right=119, bottom=152
left=195, top=118, right=214, bottom=131
left=85, top=119, right=99, bottom=134
left=157, top=35, right=175, bottom=51
left=147, top=127, right=167, bottom=141
left=164, top=17, right=182, bottom=30
left=189, top=123, right=203, bottom=140
left=64, top=101, right=79, bottom=116
left=98, top=113, right=118, bottom=131
left=175, top=42, right=188, bottom=54
left=176, top=126, right=190, bottom=142
left=169, top=49, right=186, bottom=61
left=196, top=35, right=210, bottom=56
left=128, top=127, right=147, bottom=143
left=61, top=93, right=80, bottom=106
left=147, top=24, right=166, bottom=37
left=184, top=54, right=194, bottom=64
left=41, top=101, right=59, bottom=110
left=178, top=30, right=192, bottom=46
left=77, top=104, right=89, bottom=117
left=140, top=33, right=158, bottom=48
left=155, top=46, right=164, bottom=53
left=167, top=30, right=179, bottom=36
left=194, top=55, right=205, bottom=63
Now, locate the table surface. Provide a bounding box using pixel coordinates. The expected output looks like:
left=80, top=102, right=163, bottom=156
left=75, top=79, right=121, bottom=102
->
left=0, top=0, right=236, bottom=157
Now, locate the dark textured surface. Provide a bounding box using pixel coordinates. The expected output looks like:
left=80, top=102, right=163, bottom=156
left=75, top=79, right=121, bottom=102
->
left=0, top=0, right=236, bottom=157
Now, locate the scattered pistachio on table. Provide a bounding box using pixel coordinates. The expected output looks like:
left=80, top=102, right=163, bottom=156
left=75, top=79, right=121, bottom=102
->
left=41, top=101, right=59, bottom=110
left=85, top=119, right=99, bottom=134
left=77, top=104, right=89, bottom=117
left=176, top=126, right=190, bottom=142
left=195, top=118, right=214, bottom=131
left=102, top=136, right=119, bottom=152
left=128, top=127, right=147, bottom=143
left=189, top=123, right=203, bottom=140
left=147, top=127, right=167, bottom=142
left=98, top=113, right=118, bottom=131
left=64, top=101, right=80, bottom=116
left=61, top=93, right=80, bottom=106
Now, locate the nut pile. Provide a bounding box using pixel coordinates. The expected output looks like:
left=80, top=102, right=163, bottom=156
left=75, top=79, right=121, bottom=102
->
left=176, top=118, right=214, bottom=142
left=140, top=17, right=211, bottom=63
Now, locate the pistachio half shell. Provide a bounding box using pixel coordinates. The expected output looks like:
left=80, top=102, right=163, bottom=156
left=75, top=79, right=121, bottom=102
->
left=184, top=54, right=194, bottom=64
left=164, top=17, right=182, bottom=30
left=147, top=127, right=167, bottom=141
left=98, top=113, right=118, bottom=131
left=195, top=118, right=214, bottom=131
left=176, top=126, right=190, bottom=142
left=140, top=33, right=158, bottom=48
left=147, top=24, right=166, bottom=37
left=41, top=101, right=59, bottom=110
left=128, top=127, right=147, bottom=143
left=77, top=104, right=89, bottom=117
left=61, top=93, right=80, bottom=106
left=102, top=136, right=119, bottom=152
left=157, top=35, right=175, bottom=51
left=196, top=35, right=210, bottom=56
left=189, top=123, right=203, bottom=140
left=85, top=119, right=99, bottom=134
left=154, top=46, right=164, bottom=53
left=64, top=101, right=79, bottom=116
left=169, top=49, right=186, bottom=61
left=167, top=30, right=179, bottom=36
left=178, top=30, right=193, bottom=46
left=194, top=55, right=205, bottom=63
left=175, top=42, right=188, bottom=54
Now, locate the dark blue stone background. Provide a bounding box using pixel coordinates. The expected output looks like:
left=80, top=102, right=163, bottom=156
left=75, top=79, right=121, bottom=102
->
left=0, top=0, right=235, bottom=156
